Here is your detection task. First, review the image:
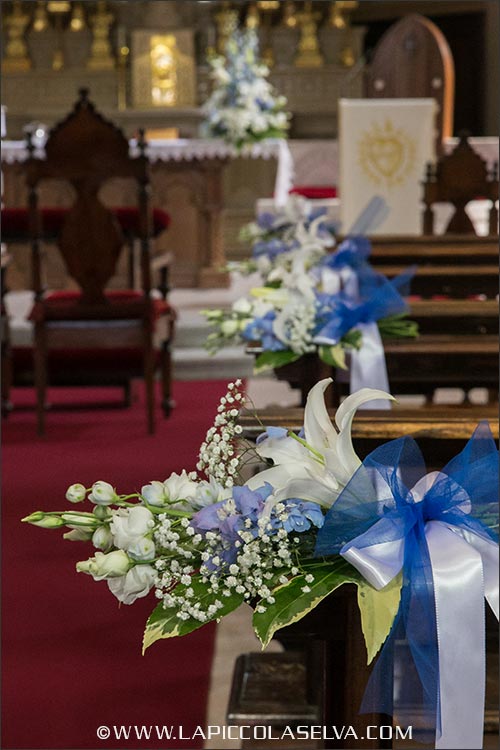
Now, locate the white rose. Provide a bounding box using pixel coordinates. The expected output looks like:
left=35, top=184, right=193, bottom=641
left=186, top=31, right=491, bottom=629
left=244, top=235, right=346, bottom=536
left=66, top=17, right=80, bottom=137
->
left=127, top=537, right=156, bottom=562
left=232, top=297, right=252, bottom=315
left=110, top=506, right=155, bottom=551
left=65, top=483, right=87, bottom=503
left=163, top=471, right=198, bottom=506
left=107, top=565, right=156, bottom=605
left=141, top=480, right=168, bottom=507
left=64, top=528, right=94, bottom=542
left=194, top=478, right=232, bottom=509
left=220, top=319, right=238, bottom=337
left=76, top=550, right=131, bottom=580
left=88, top=481, right=117, bottom=506
left=92, top=526, right=113, bottom=551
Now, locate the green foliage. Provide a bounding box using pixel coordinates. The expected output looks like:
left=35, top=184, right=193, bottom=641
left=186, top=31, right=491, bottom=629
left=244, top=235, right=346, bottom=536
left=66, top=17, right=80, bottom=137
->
left=318, top=344, right=347, bottom=370
left=252, top=559, right=360, bottom=648
left=357, top=573, right=403, bottom=663
left=253, top=349, right=301, bottom=374
left=143, top=576, right=243, bottom=653
left=378, top=314, right=419, bottom=340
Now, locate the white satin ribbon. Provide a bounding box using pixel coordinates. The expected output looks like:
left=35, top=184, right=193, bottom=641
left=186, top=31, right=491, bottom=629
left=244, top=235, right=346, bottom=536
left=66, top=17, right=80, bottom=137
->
left=341, top=472, right=499, bottom=750
left=350, top=322, right=391, bottom=410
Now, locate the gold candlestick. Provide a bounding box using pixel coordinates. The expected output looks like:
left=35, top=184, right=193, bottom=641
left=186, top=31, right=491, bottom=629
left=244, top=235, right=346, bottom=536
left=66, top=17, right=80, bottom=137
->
left=33, top=1, right=49, bottom=33
left=329, top=0, right=358, bottom=29
left=3, top=0, right=32, bottom=72
left=47, top=1, right=70, bottom=71
left=87, top=0, right=115, bottom=71
left=245, top=2, right=260, bottom=30
left=69, top=2, right=86, bottom=32
left=294, top=1, right=324, bottom=68
left=117, top=26, right=129, bottom=111
left=282, top=1, right=298, bottom=29
left=257, top=0, right=278, bottom=68
left=214, top=3, right=239, bottom=55
left=330, top=1, right=359, bottom=68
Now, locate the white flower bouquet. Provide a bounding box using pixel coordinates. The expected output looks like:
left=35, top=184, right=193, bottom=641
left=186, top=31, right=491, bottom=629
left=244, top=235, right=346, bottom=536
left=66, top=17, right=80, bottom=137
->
left=25, top=379, right=396, bottom=652
left=202, top=29, right=290, bottom=148
left=23, top=379, right=498, bottom=748
left=204, top=197, right=418, bottom=373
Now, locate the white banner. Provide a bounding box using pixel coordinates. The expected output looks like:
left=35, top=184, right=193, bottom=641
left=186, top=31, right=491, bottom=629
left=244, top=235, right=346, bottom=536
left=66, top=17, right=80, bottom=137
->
left=339, top=98, right=436, bottom=235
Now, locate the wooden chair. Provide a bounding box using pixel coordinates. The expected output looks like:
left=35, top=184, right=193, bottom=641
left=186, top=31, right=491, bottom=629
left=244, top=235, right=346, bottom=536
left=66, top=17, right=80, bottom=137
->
left=422, top=133, right=499, bottom=236
left=1, top=250, right=12, bottom=418
left=25, top=89, right=175, bottom=435
left=365, top=14, right=455, bottom=152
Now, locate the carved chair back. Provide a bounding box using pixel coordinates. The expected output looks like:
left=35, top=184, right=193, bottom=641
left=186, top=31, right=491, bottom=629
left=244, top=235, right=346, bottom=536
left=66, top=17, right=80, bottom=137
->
left=422, top=133, right=499, bottom=235
left=365, top=14, right=455, bottom=152
left=25, top=89, right=152, bottom=305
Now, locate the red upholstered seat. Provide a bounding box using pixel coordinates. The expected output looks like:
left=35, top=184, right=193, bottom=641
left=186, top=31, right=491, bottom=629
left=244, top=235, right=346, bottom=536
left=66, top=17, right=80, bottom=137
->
left=29, top=290, right=174, bottom=324
left=1, top=207, right=170, bottom=241
left=12, top=345, right=153, bottom=375
left=289, top=186, right=338, bottom=200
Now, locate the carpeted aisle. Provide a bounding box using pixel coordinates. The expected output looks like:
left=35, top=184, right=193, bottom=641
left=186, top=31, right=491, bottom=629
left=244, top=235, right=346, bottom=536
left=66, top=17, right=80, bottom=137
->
left=2, top=381, right=232, bottom=750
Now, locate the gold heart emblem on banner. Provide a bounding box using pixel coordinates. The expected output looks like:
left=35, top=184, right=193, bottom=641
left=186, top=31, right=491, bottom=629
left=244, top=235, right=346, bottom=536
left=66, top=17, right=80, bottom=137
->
left=357, top=119, right=416, bottom=188
left=366, top=137, right=405, bottom=179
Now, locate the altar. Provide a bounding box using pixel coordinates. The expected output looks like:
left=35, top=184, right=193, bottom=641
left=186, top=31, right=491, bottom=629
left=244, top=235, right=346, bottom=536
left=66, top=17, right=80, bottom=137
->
left=1, top=136, right=294, bottom=290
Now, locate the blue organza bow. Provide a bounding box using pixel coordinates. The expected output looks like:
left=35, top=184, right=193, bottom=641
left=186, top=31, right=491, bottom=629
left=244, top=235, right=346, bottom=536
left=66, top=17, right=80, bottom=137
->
left=314, top=273, right=409, bottom=344
left=315, top=423, right=499, bottom=748
left=321, top=236, right=372, bottom=271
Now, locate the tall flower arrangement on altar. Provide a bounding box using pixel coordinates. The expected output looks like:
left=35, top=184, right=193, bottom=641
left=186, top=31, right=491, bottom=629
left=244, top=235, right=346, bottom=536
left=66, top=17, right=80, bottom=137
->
left=24, top=379, right=499, bottom=748
left=204, top=196, right=418, bottom=374
left=202, top=29, right=290, bottom=148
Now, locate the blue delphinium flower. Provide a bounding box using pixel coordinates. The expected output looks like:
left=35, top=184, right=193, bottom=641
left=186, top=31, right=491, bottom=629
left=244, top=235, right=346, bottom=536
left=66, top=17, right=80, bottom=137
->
left=242, top=311, right=286, bottom=351
left=280, top=500, right=325, bottom=533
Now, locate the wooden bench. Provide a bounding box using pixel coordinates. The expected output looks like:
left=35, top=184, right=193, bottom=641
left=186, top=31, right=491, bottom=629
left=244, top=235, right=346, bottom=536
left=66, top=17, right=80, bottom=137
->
left=368, top=235, right=498, bottom=298
left=229, top=410, right=498, bottom=749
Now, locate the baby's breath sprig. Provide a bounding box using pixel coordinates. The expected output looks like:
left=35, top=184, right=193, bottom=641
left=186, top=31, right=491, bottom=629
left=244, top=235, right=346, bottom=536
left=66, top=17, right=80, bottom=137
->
left=196, top=380, right=246, bottom=488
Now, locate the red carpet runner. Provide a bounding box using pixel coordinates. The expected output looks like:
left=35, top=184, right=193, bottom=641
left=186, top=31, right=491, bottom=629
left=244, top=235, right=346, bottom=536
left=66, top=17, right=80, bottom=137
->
left=2, top=382, right=233, bottom=750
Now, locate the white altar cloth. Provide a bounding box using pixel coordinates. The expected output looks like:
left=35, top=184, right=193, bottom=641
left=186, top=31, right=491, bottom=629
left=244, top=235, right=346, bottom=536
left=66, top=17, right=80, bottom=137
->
left=1, top=137, right=294, bottom=207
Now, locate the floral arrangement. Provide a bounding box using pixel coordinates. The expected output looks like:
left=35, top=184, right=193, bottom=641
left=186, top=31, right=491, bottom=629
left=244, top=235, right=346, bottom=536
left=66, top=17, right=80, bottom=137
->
left=202, top=29, right=290, bottom=148
left=204, top=196, right=418, bottom=373
left=24, top=378, right=498, bottom=748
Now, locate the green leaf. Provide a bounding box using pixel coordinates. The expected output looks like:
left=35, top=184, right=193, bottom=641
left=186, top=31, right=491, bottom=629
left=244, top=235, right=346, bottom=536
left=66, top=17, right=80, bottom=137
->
left=252, top=559, right=360, bottom=648
left=318, top=344, right=347, bottom=370
left=378, top=314, right=419, bottom=340
left=253, top=349, right=301, bottom=374
left=142, top=576, right=243, bottom=653
left=341, top=329, right=363, bottom=350
left=357, top=572, right=402, bottom=664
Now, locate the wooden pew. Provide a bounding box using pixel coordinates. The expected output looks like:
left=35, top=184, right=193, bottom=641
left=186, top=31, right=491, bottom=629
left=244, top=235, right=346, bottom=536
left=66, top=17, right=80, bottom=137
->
left=228, top=408, right=498, bottom=749
left=369, top=235, right=498, bottom=299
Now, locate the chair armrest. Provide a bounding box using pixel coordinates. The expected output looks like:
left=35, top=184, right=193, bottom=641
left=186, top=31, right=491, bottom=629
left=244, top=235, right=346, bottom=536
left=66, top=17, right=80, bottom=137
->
left=151, top=251, right=174, bottom=272
left=151, top=251, right=174, bottom=299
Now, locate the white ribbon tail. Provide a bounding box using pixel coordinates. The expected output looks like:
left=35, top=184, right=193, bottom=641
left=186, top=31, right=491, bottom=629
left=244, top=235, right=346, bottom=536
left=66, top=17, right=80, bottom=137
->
left=426, top=521, right=486, bottom=750
left=350, top=322, right=391, bottom=409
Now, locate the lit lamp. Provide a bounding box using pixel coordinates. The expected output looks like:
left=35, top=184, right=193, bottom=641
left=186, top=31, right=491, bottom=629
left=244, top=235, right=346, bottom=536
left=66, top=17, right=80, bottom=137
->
left=150, top=36, right=178, bottom=107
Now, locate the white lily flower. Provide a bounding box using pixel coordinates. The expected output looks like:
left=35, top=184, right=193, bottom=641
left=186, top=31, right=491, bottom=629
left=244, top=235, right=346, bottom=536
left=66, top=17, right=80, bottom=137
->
left=246, top=378, right=394, bottom=510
